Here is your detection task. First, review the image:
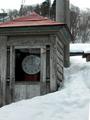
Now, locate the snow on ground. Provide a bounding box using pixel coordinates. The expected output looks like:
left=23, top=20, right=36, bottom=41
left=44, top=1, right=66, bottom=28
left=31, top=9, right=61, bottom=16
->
left=70, top=43, right=90, bottom=53
left=0, top=56, right=90, bottom=120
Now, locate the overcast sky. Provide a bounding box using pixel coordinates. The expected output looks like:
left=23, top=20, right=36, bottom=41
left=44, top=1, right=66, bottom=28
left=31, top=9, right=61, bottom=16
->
left=0, top=0, right=90, bottom=11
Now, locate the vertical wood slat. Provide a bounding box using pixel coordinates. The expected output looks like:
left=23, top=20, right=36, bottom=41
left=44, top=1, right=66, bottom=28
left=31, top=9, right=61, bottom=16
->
left=64, top=44, right=70, bottom=67
left=46, top=45, right=50, bottom=93
left=0, top=36, right=7, bottom=106
left=40, top=47, right=46, bottom=95
left=46, top=45, right=50, bottom=80
left=50, top=36, right=57, bottom=92
left=10, top=46, right=15, bottom=102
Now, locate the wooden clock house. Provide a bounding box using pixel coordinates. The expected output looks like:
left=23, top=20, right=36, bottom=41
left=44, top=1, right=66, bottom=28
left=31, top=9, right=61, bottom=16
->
left=0, top=12, right=71, bottom=106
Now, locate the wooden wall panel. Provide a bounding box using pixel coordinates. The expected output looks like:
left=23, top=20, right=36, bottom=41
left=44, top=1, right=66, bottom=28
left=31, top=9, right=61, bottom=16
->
left=50, top=36, right=57, bottom=92
left=15, top=84, right=40, bottom=102
left=8, top=36, right=50, bottom=47
left=0, top=36, right=7, bottom=106
left=40, top=48, right=46, bottom=95
left=56, top=37, right=64, bottom=88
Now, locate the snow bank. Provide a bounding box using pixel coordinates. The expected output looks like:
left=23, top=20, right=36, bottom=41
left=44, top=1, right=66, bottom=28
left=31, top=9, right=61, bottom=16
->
left=0, top=56, right=90, bottom=120
left=70, top=43, right=90, bottom=53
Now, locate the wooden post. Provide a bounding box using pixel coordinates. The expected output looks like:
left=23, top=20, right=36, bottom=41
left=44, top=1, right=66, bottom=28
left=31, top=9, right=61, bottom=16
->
left=50, top=36, right=57, bottom=92
left=40, top=47, right=46, bottom=95
left=0, top=36, right=7, bottom=106
left=64, top=44, right=70, bottom=67
left=10, top=46, right=15, bottom=102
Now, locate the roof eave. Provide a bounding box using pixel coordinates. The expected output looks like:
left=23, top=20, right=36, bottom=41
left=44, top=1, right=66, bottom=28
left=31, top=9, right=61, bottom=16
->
left=0, top=25, right=64, bottom=36
left=57, top=25, right=72, bottom=45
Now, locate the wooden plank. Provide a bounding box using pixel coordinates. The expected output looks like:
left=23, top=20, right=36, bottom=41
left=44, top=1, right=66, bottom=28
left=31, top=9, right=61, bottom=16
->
left=15, top=84, right=26, bottom=102
left=64, top=44, right=70, bottom=67
left=40, top=48, right=46, bottom=95
left=28, top=84, right=40, bottom=98
left=46, top=46, right=50, bottom=93
left=15, top=84, right=40, bottom=102
left=0, top=26, right=59, bottom=36
left=56, top=37, right=64, bottom=49
left=57, top=64, right=63, bottom=74
left=57, top=44, right=64, bottom=55
left=46, top=45, right=50, bottom=79
left=0, top=36, right=7, bottom=106
left=57, top=71, right=63, bottom=81
left=8, top=36, right=50, bottom=46
left=57, top=57, right=63, bottom=68
left=15, top=45, right=45, bottom=49
left=10, top=46, right=15, bottom=102
left=57, top=50, right=64, bottom=62
left=50, top=36, right=57, bottom=92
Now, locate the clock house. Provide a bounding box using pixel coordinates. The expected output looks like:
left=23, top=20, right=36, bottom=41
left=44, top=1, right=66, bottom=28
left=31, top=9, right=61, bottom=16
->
left=0, top=12, right=71, bottom=106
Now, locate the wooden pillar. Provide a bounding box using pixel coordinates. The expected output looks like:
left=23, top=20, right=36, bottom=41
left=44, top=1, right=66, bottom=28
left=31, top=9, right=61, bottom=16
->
left=0, top=36, right=7, bottom=106
left=40, top=47, right=46, bottom=95
left=50, top=36, right=57, bottom=92
left=10, top=46, right=15, bottom=102
left=64, top=43, right=70, bottom=67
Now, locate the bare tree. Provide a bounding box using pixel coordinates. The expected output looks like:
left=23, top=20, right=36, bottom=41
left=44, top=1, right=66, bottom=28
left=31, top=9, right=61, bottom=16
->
left=70, top=5, right=80, bottom=42
left=79, top=9, right=90, bottom=43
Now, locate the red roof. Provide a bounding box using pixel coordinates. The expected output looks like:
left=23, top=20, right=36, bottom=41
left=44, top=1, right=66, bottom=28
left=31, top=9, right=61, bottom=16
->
left=0, top=12, right=64, bottom=28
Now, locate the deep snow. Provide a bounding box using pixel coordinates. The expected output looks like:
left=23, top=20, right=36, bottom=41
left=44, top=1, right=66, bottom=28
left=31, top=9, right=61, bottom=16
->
left=0, top=56, right=90, bottom=120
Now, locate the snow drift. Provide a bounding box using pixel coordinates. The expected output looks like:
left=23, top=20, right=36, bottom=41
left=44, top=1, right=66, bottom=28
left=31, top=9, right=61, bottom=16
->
left=0, top=56, right=90, bottom=120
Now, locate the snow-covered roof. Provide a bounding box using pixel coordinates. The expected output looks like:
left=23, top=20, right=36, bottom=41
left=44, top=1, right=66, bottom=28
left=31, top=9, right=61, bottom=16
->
left=70, top=43, right=90, bottom=53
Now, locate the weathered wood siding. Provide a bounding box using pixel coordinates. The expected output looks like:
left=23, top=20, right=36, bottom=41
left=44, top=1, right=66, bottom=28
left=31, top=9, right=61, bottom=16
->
left=15, top=82, right=40, bottom=102
left=40, top=48, right=46, bottom=95
left=8, top=35, right=50, bottom=47
left=50, top=35, right=57, bottom=92
left=0, top=36, right=7, bottom=106
left=0, top=34, right=65, bottom=105
left=56, top=37, right=64, bottom=88
left=7, top=35, right=49, bottom=102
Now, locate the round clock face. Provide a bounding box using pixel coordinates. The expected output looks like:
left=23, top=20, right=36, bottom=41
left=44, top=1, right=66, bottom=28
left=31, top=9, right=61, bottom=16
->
left=22, top=55, right=40, bottom=75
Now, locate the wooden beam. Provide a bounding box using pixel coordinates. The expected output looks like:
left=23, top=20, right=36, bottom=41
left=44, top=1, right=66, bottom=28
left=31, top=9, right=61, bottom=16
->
left=10, top=46, right=15, bottom=102
left=7, top=36, right=50, bottom=46
left=64, top=44, right=70, bottom=67
left=50, top=36, right=57, bottom=92
left=0, top=36, right=7, bottom=106
left=40, top=47, right=46, bottom=95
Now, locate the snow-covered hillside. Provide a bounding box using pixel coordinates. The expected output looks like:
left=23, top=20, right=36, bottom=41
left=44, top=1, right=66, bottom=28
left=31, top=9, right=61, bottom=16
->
left=0, top=56, right=90, bottom=120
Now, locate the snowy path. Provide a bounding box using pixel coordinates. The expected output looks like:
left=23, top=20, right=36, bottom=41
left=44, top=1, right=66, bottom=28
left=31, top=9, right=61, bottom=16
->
left=0, top=56, right=90, bottom=120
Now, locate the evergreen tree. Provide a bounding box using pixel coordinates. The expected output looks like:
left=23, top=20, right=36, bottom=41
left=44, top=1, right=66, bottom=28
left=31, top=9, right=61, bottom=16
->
left=50, top=0, right=56, bottom=20
left=34, top=4, right=41, bottom=15
left=41, top=0, right=51, bottom=17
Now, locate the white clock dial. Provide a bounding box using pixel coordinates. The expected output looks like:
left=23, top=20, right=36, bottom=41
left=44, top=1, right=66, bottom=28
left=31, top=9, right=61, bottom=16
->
left=22, top=55, right=40, bottom=75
